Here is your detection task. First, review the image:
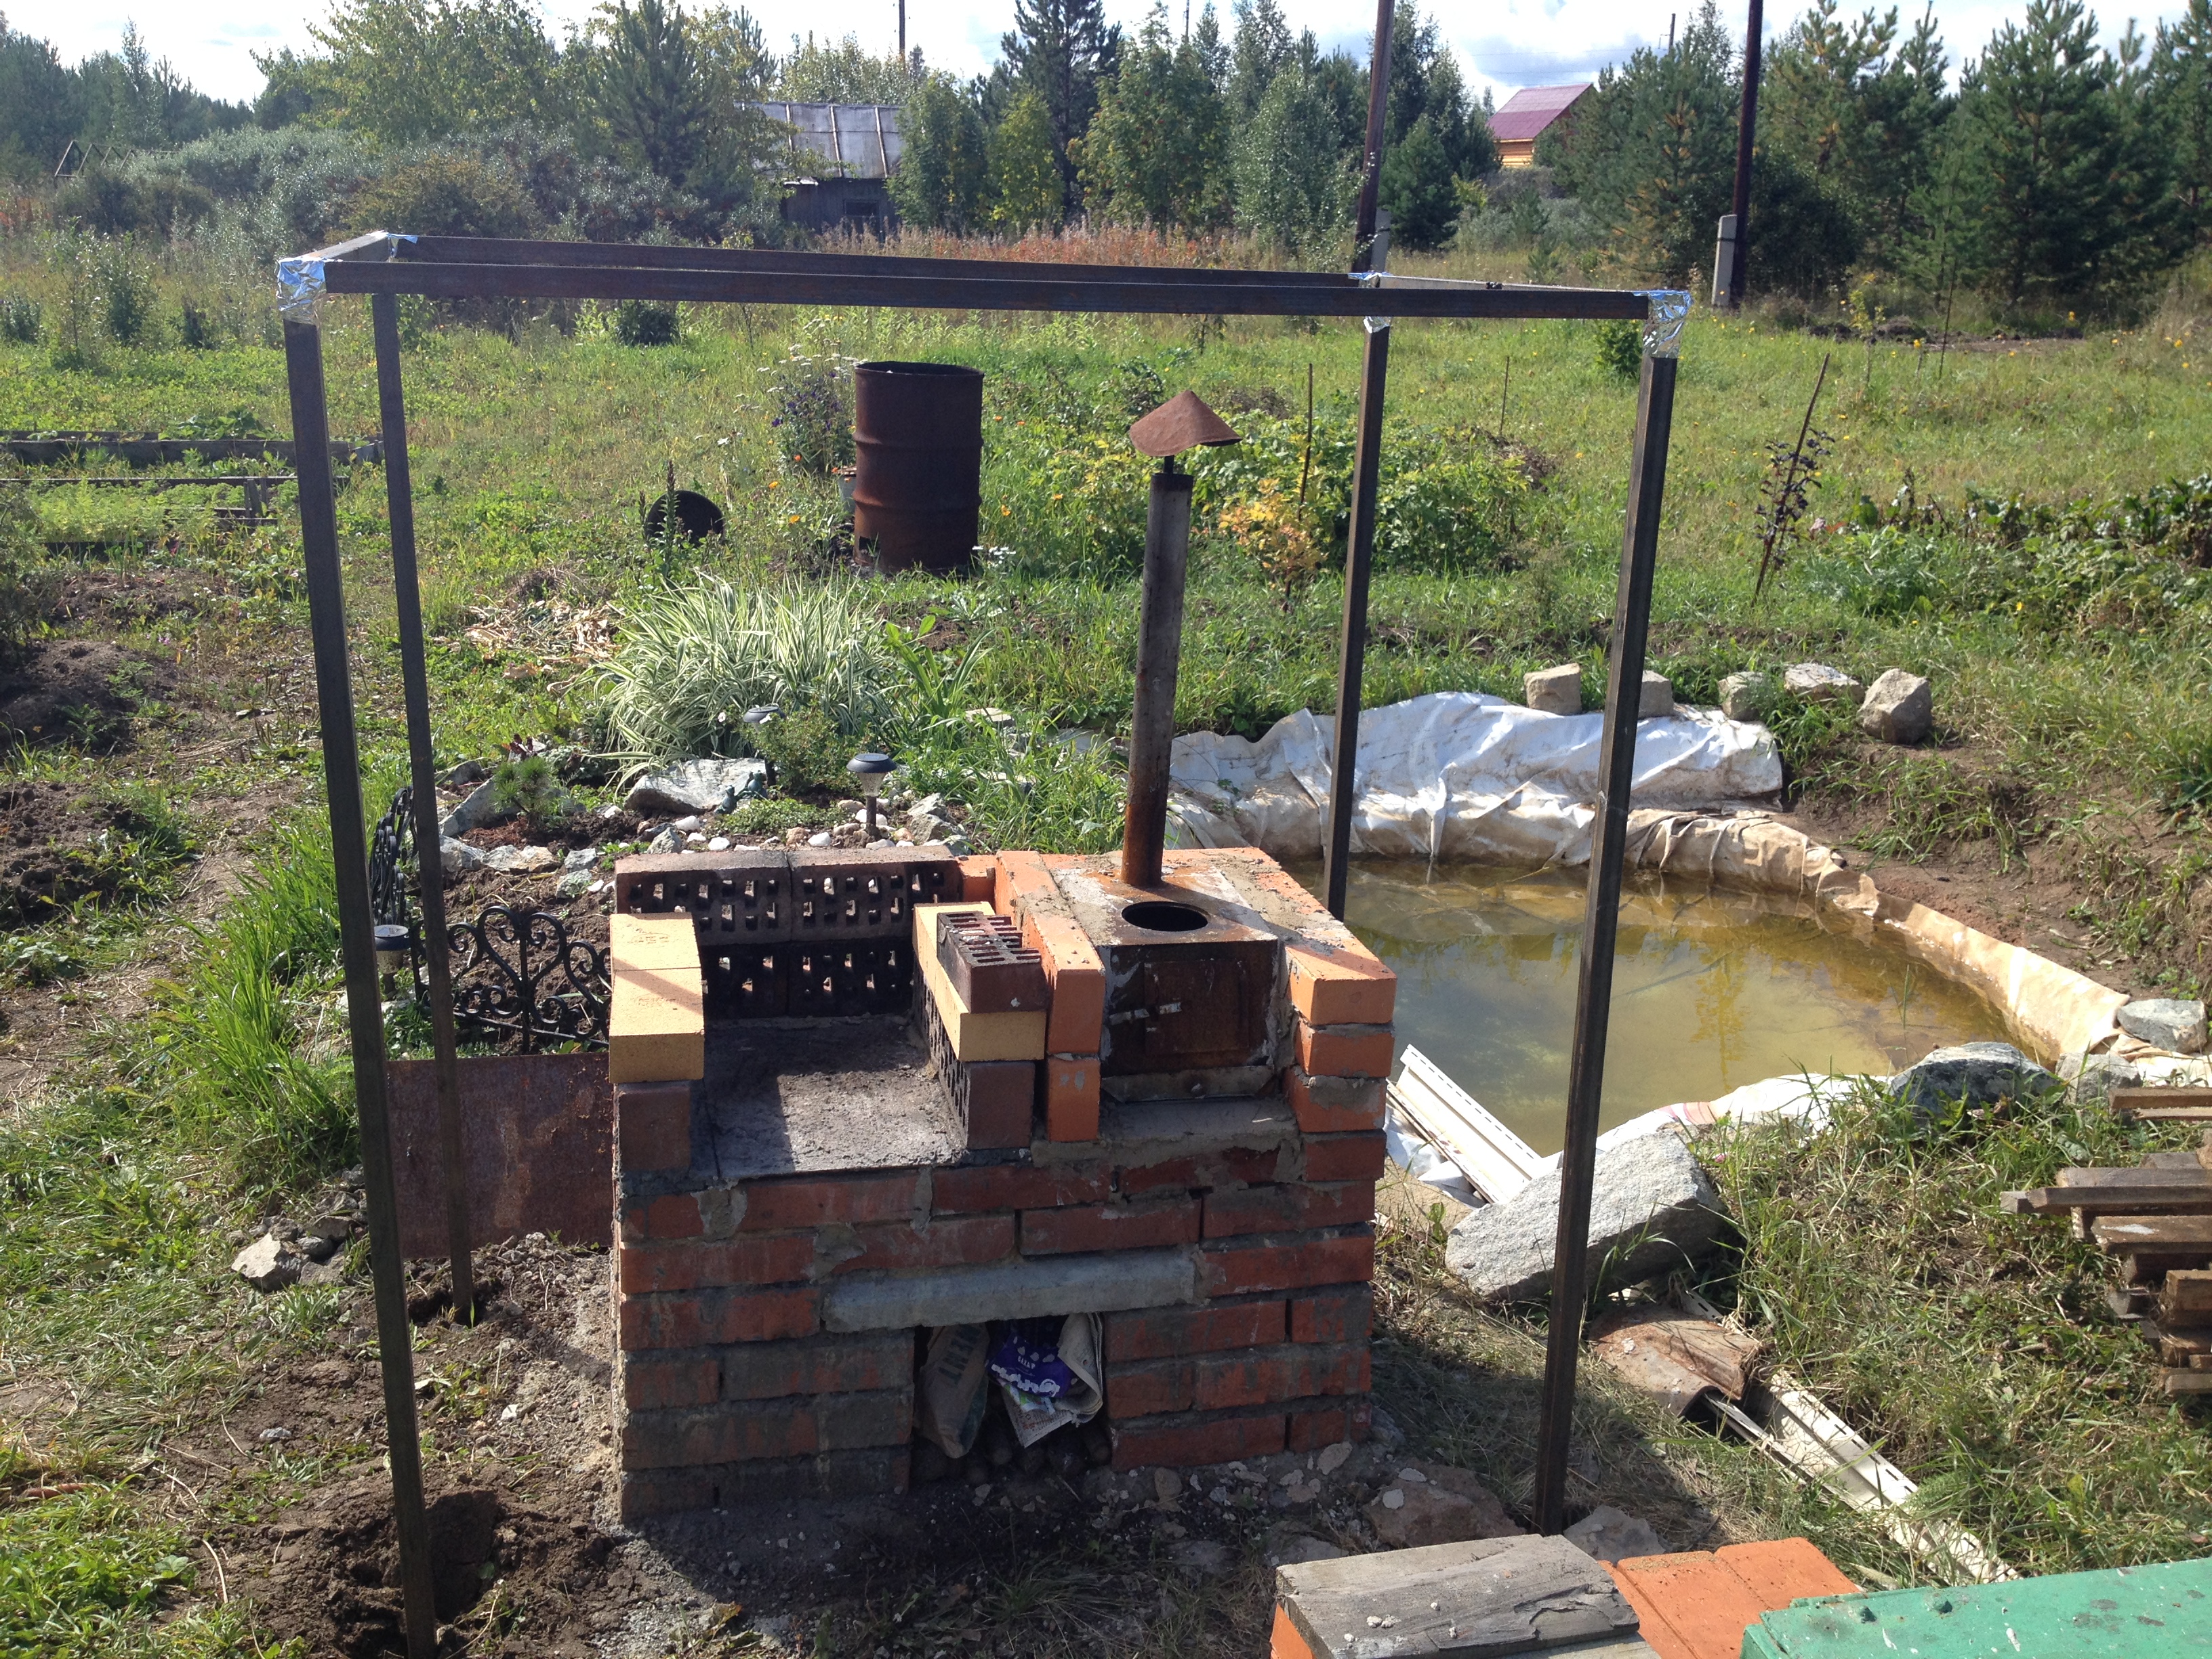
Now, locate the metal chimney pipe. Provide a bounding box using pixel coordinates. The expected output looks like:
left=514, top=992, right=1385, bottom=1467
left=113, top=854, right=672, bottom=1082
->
left=1122, top=459, right=1191, bottom=888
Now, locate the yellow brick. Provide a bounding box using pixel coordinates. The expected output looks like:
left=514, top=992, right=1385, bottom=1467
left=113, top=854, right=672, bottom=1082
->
left=609, top=965, right=704, bottom=1084
left=609, top=912, right=702, bottom=972
left=914, top=901, right=1048, bottom=1062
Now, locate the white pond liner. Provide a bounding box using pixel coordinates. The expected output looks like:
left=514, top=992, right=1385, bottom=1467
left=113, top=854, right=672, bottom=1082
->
left=1166, top=691, right=1784, bottom=865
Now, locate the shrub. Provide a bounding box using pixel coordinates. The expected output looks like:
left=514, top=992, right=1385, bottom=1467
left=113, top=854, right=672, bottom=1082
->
left=614, top=300, right=680, bottom=346
left=488, top=754, right=567, bottom=825
left=1594, top=319, right=1642, bottom=382
left=97, top=238, right=159, bottom=348
left=752, top=705, right=853, bottom=795
left=178, top=300, right=219, bottom=350
left=0, top=295, right=40, bottom=344
left=346, top=152, right=536, bottom=240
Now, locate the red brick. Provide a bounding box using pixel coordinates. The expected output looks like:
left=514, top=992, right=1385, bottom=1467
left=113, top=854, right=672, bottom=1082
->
left=617, top=1082, right=693, bottom=1173
left=1284, top=1068, right=1385, bottom=1134
left=722, top=1332, right=914, bottom=1400
left=1204, top=1181, right=1375, bottom=1239
left=621, top=1353, right=720, bottom=1410
left=1109, top=1408, right=1286, bottom=1470
left=817, top=1388, right=914, bottom=1450
left=1021, top=1197, right=1200, bottom=1255
left=930, top=1164, right=1111, bottom=1214
left=1286, top=936, right=1397, bottom=1027
left=1287, top=1395, right=1371, bottom=1452
left=1294, top=1021, right=1394, bottom=1079
left=1303, top=1132, right=1387, bottom=1183
left=618, top=1466, right=719, bottom=1521
left=1044, top=1054, right=1101, bottom=1142
left=1272, top=1603, right=1322, bottom=1659
left=1118, top=1157, right=1202, bottom=1195
left=836, top=1214, right=1013, bottom=1275
left=1192, top=1346, right=1367, bottom=1410
left=739, top=1171, right=922, bottom=1231
left=1197, top=1229, right=1374, bottom=1297
left=1105, top=1358, right=1194, bottom=1416
left=994, top=850, right=1060, bottom=920
left=1105, top=1297, right=1287, bottom=1361
left=623, top=1401, right=816, bottom=1469
left=1224, top=1147, right=1288, bottom=1185
left=959, top=1060, right=1036, bottom=1151
left=1025, top=913, right=1105, bottom=1054
left=1290, top=1282, right=1373, bottom=1345
left=620, top=1285, right=819, bottom=1350
left=640, top=1193, right=703, bottom=1240
left=957, top=854, right=998, bottom=903
left=618, top=1232, right=815, bottom=1294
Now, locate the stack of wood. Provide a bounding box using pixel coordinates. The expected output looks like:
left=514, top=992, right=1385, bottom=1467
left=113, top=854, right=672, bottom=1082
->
left=2001, top=1087, right=2212, bottom=1397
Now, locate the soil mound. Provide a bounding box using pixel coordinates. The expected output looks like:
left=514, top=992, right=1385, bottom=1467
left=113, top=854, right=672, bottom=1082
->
left=0, top=639, right=173, bottom=748
left=0, top=780, right=180, bottom=927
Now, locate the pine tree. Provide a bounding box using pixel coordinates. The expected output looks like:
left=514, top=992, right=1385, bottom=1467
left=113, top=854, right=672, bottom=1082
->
left=1233, top=65, right=1349, bottom=251
left=1952, top=0, right=2187, bottom=313
left=996, top=0, right=1122, bottom=211
left=1075, top=3, right=1229, bottom=229
left=1229, top=0, right=1295, bottom=116
left=2150, top=0, right=2212, bottom=224
left=988, top=89, right=1063, bottom=232
left=1380, top=3, right=1497, bottom=179
left=1380, top=112, right=1456, bottom=247
left=1552, top=1, right=1739, bottom=283
left=888, top=73, right=989, bottom=230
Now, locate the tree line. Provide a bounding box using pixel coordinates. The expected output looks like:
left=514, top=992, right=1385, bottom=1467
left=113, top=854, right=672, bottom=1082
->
left=2, top=0, right=2209, bottom=319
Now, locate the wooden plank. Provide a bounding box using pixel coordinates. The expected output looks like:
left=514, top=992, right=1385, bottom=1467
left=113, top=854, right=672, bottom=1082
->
left=2163, top=1368, right=2212, bottom=1395
left=2057, top=1165, right=2212, bottom=1186
left=1277, top=1534, right=1639, bottom=1659
left=2162, top=1268, right=2212, bottom=1322
left=2093, top=1214, right=2212, bottom=1248
left=2111, top=1087, right=2212, bottom=1120
left=2005, top=1182, right=2212, bottom=1218
left=2106, top=1285, right=2154, bottom=1321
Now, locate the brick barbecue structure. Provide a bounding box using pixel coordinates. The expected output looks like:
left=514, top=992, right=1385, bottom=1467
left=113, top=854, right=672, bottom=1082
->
left=604, top=842, right=1395, bottom=1521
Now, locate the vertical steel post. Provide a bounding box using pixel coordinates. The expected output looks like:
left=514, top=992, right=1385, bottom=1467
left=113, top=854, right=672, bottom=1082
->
left=371, top=293, right=474, bottom=1320
left=1351, top=0, right=1395, bottom=269
left=1724, top=0, right=1765, bottom=309
left=1323, top=0, right=1396, bottom=920
left=1122, top=462, right=1191, bottom=890
left=1321, top=322, right=1390, bottom=922
left=283, top=318, right=440, bottom=1659
left=1530, top=341, right=1679, bottom=1537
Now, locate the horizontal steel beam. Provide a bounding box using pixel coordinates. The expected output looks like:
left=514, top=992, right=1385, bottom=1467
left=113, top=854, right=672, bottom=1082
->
left=393, top=234, right=1349, bottom=287
left=314, top=258, right=1651, bottom=321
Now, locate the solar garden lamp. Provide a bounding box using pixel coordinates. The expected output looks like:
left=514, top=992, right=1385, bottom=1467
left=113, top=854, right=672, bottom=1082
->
left=847, top=752, right=894, bottom=838
left=373, top=922, right=413, bottom=994
left=743, top=703, right=780, bottom=783
left=1122, top=392, right=1240, bottom=888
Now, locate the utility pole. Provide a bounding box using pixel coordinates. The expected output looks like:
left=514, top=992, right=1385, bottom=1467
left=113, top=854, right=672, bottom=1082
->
left=898, top=0, right=905, bottom=62
left=1721, top=0, right=1763, bottom=309
left=1351, top=0, right=1394, bottom=271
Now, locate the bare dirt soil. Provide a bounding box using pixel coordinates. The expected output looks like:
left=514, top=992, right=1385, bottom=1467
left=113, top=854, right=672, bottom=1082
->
left=0, top=638, right=176, bottom=749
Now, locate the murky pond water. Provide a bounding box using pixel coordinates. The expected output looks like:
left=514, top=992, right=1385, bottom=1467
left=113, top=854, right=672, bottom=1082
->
left=1294, top=861, right=2013, bottom=1156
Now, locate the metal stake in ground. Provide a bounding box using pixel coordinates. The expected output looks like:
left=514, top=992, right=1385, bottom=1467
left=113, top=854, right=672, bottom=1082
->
left=1722, top=0, right=1765, bottom=310
left=1532, top=319, right=1681, bottom=1537
left=371, top=291, right=476, bottom=1322
left=283, top=316, right=440, bottom=1658
left=1322, top=298, right=1391, bottom=922
left=1123, top=392, right=1240, bottom=888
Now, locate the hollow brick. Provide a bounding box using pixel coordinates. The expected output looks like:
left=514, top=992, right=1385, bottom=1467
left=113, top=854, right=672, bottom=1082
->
left=615, top=1082, right=693, bottom=1174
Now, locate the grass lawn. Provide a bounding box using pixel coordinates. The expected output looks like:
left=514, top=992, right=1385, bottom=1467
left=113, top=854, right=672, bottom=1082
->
left=3, top=241, right=2211, bottom=1652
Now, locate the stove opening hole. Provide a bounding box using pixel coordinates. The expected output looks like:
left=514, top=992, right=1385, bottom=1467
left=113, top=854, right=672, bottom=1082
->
left=1120, top=900, right=1208, bottom=933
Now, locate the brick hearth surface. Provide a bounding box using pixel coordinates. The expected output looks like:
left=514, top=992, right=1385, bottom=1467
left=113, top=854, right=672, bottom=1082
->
left=606, top=846, right=1395, bottom=1522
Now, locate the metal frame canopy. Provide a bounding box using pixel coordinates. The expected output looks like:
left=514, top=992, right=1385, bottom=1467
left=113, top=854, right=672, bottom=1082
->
left=276, top=230, right=1687, bottom=1656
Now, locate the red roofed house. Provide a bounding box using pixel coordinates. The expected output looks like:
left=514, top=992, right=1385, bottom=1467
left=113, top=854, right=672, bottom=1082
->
left=1492, top=83, right=1592, bottom=167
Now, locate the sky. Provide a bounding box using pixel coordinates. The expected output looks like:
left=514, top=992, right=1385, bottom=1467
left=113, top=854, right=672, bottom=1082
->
left=18, top=0, right=2193, bottom=115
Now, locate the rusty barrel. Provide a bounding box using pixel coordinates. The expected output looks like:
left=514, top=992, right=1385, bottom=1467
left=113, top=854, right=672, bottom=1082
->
left=853, top=361, right=983, bottom=573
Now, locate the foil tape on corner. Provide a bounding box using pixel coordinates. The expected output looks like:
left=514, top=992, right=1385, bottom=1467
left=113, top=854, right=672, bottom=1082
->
left=1639, top=289, right=1692, bottom=359
left=276, top=256, right=324, bottom=320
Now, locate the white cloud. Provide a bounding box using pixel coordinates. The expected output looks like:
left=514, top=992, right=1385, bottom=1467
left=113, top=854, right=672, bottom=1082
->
left=25, top=1, right=2201, bottom=115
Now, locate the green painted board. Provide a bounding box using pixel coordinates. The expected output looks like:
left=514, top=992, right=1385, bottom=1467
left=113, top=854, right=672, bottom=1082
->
left=1741, top=1555, right=2212, bottom=1658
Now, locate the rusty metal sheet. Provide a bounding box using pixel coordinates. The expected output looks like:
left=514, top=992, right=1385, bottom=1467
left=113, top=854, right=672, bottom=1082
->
left=385, top=1053, right=611, bottom=1257
left=1590, top=1307, right=1765, bottom=1416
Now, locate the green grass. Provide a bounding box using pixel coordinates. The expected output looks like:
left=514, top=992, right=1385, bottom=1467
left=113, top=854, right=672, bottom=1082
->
left=1704, top=1089, right=2212, bottom=1576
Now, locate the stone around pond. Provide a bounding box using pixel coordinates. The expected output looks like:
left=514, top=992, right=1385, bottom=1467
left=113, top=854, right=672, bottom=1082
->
left=440, top=836, right=486, bottom=874
left=2118, top=998, right=2209, bottom=1054
left=1887, top=1041, right=2060, bottom=1113
left=1718, top=670, right=1772, bottom=721
left=1639, top=671, right=1675, bottom=718
left=1443, top=1131, right=1724, bottom=1303
left=2062, top=1050, right=2142, bottom=1103
left=1859, top=668, right=1933, bottom=744
left=1524, top=663, right=1582, bottom=715
left=483, top=844, right=556, bottom=874
left=1784, top=662, right=1864, bottom=704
